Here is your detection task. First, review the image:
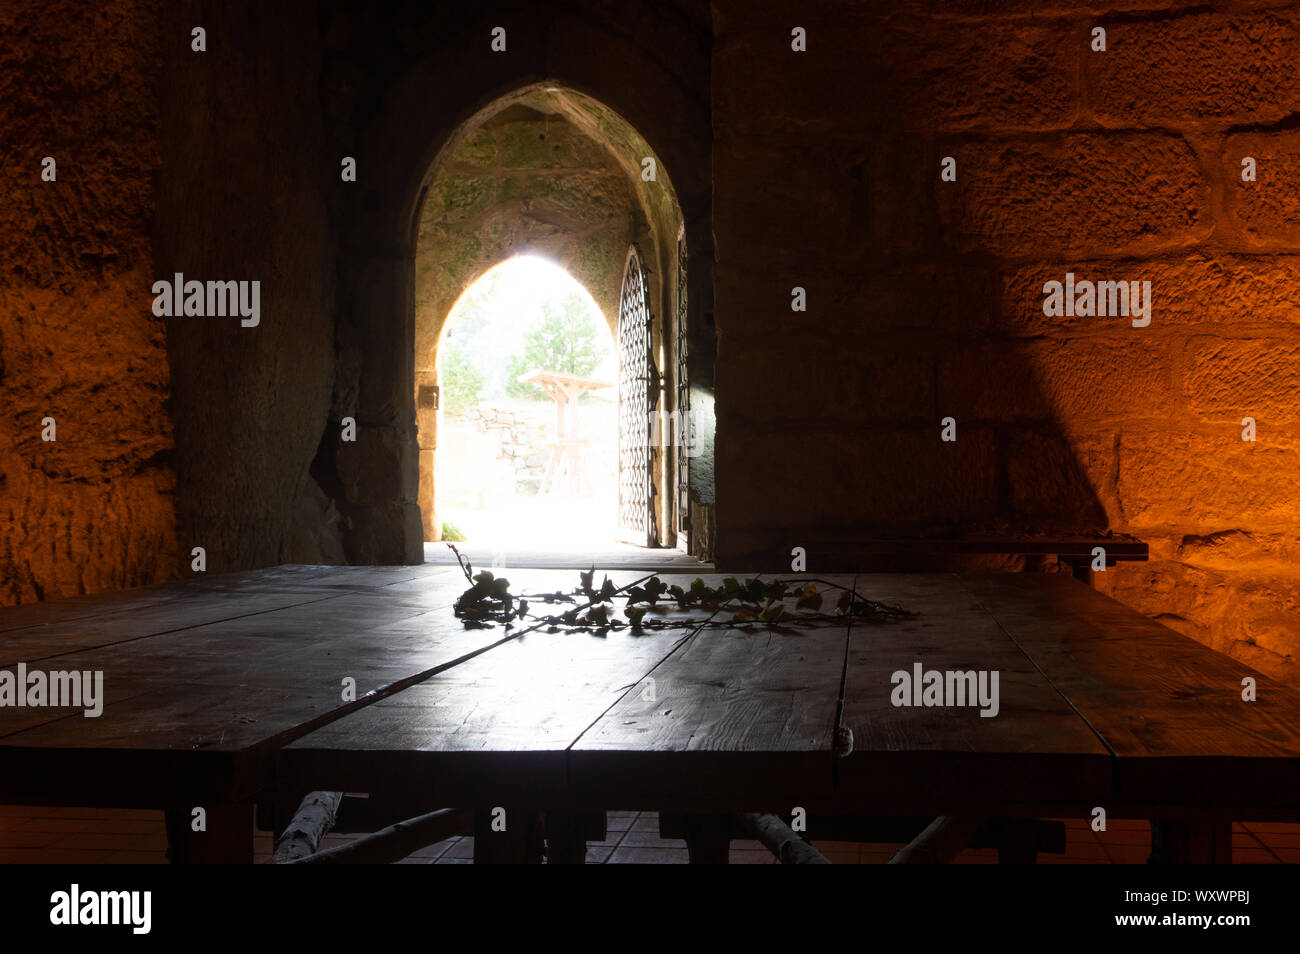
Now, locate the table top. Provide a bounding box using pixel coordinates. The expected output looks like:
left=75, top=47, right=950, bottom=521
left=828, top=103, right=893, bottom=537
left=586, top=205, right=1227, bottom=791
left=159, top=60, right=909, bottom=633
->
left=3, top=565, right=1299, bottom=818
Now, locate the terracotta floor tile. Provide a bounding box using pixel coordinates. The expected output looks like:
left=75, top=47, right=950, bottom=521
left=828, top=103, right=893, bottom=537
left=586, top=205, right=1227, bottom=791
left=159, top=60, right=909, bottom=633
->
left=1103, top=819, right=1153, bottom=831
left=0, top=830, right=52, bottom=848
left=819, top=849, right=861, bottom=864
left=442, top=837, right=475, bottom=859
left=1060, top=843, right=1109, bottom=861
left=1252, top=832, right=1300, bottom=848
left=408, top=840, right=453, bottom=859
left=618, top=829, right=686, bottom=849
left=728, top=849, right=776, bottom=864
left=103, top=850, right=168, bottom=864
left=1241, top=822, right=1300, bottom=834
left=607, top=845, right=689, bottom=864
left=51, top=831, right=168, bottom=851
left=1103, top=845, right=1152, bottom=864
left=1095, top=828, right=1151, bottom=846
left=1041, top=856, right=1109, bottom=864
left=1232, top=849, right=1280, bottom=864
left=0, top=848, right=120, bottom=864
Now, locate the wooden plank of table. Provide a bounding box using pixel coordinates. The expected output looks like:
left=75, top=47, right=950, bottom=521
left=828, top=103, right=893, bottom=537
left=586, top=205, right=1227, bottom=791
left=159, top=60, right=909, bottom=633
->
left=835, top=574, right=1113, bottom=810
left=0, top=568, right=654, bottom=805
left=0, top=565, right=331, bottom=635
left=568, top=575, right=857, bottom=811
left=0, top=564, right=455, bottom=666
left=279, top=571, right=728, bottom=807
left=279, top=621, right=697, bottom=808
left=962, top=572, right=1300, bottom=811
left=0, top=570, right=474, bottom=740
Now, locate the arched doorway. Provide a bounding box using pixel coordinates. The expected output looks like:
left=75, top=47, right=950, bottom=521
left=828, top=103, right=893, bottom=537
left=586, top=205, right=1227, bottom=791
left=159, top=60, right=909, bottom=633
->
left=433, top=255, right=618, bottom=551
left=321, top=8, right=715, bottom=567
left=413, top=85, right=691, bottom=557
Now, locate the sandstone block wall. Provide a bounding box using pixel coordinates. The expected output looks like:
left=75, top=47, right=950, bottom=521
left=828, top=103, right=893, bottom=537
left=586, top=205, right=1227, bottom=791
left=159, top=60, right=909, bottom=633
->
left=712, top=0, right=1300, bottom=682
left=0, top=0, right=179, bottom=605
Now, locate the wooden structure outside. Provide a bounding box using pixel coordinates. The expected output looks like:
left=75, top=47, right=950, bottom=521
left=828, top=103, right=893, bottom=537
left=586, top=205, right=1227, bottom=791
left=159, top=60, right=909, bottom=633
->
left=517, top=369, right=612, bottom=497
left=2, top=562, right=1298, bottom=864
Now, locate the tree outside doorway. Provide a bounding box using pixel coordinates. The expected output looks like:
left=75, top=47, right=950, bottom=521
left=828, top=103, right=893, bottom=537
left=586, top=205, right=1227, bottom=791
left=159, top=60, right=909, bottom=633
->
left=434, top=256, right=617, bottom=551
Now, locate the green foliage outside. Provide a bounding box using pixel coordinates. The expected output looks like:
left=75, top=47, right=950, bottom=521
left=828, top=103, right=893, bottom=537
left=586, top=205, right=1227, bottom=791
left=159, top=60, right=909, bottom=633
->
left=505, top=290, right=607, bottom=399
left=438, top=338, right=485, bottom=411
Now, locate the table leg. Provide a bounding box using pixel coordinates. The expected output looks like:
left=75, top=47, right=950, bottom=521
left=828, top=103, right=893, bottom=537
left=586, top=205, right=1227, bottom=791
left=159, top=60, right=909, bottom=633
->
left=1148, top=819, right=1232, bottom=864
left=994, top=818, right=1040, bottom=864
left=544, top=810, right=604, bottom=864
left=1062, top=557, right=1093, bottom=586
left=164, top=803, right=254, bottom=864
left=473, top=807, right=544, bottom=864
left=681, top=813, right=731, bottom=864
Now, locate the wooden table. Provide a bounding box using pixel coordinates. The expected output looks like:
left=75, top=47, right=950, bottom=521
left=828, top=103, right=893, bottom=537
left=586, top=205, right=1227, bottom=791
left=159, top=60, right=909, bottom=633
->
left=516, top=369, right=612, bottom=496
left=4, top=566, right=1300, bottom=863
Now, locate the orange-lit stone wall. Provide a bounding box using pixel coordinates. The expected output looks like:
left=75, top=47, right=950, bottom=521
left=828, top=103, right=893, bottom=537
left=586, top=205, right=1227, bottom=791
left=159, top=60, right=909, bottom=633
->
left=0, top=0, right=179, bottom=604
left=712, top=1, right=1300, bottom=682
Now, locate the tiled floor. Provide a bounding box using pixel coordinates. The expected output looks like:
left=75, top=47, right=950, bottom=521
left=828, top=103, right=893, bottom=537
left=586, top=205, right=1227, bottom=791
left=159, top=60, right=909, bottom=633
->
left=2, top=804, right=1298, bottom=863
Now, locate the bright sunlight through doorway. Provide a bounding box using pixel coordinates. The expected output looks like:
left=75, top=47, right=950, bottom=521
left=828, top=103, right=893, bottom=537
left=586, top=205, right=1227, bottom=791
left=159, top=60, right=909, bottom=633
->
left=434, top=256, right=618, bottom=554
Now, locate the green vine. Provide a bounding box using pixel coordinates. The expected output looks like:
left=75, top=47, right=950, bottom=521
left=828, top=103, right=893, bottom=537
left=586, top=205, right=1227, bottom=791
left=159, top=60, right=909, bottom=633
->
left=446, top=545, right=910, bottom=634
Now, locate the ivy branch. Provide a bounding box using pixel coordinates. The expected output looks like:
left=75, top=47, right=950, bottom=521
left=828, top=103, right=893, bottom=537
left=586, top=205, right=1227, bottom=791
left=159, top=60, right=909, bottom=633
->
left=446, top=546, right=909, bottom=635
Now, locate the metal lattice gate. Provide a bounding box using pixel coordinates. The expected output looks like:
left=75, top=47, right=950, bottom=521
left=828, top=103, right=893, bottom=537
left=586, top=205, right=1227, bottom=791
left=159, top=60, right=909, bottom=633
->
left=617, top=246, right=655, bottom=546
left=675, top=233, right=690, bottom=538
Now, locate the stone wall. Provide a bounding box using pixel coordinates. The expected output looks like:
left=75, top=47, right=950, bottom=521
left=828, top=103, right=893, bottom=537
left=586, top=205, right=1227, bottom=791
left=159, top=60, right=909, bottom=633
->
left=0, top=0, right=179, bottom=604
left=155, top=0, right=338, bottom=572
left=711, top=0, right=1300, bottom=682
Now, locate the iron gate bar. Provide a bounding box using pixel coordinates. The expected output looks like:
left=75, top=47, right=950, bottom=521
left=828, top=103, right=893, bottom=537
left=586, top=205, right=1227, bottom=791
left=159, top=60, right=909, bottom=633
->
left=617, top=245, right=655, bottom=546
left=676, top=231, right=690, bottom=536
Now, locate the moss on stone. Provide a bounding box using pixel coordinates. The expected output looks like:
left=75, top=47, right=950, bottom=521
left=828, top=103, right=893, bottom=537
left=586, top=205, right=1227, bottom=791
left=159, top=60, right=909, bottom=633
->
left=432, top=176, right=493, bottom=220
left=457, top=128, right=497, bottom=167
left=496, top=123, right=549, bottom=168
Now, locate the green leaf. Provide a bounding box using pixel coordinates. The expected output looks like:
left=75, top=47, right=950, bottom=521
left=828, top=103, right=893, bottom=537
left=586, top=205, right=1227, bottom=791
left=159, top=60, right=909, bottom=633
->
left=626, top=607, right=647, bottom=629
left=473, top=570, right=495, bottom=584
left=760, top=604, right=786, bottom=623
left=579, top=567, right=595, bottom=594
left=586, top=605, right=609, bottom=626
left=599, top=576, right=617, bottom=601
left=796, top=585, right=823, bottom=612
